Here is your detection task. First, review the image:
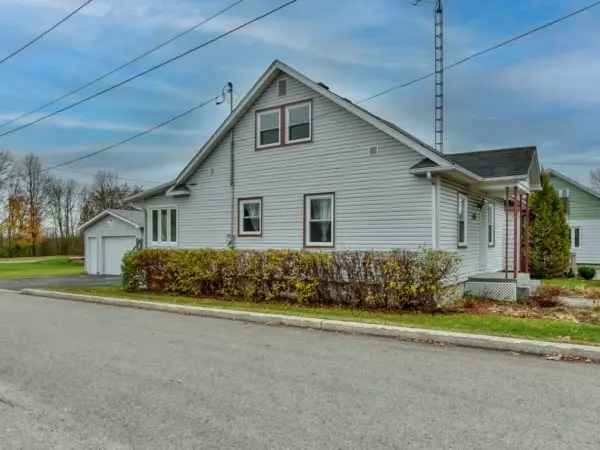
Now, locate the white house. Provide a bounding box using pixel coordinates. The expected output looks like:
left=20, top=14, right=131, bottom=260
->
left=88, top=61, right=542, bottom=298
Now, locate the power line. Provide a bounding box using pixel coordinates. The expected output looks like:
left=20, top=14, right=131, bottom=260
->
left=0, top=0, right=298, bottom=140
left=0, top=0, right=246, bottom=131
left=229, top=0, right=600, bottom=149
left=0, top=0, right=95, bottom=65
left=362, top=0, right=600, bottom=103
left=50, top=166, right=163, bottom=185
left=43, top=95, right=220, bottom=172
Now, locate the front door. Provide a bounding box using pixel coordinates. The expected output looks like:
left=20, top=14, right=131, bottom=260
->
left=479, top=208, right=488, bottom=271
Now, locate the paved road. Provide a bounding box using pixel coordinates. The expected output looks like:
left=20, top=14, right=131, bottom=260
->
left=0, top=274, right=120, bottom=291
left=0, top=292, right=599, bottom=450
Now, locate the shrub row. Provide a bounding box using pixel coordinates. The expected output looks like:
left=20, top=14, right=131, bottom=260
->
left=122, top=248, right=460, bottom=311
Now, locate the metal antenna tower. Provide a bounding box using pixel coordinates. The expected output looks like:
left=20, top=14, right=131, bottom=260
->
left=415, top=0, right=444, bottom=153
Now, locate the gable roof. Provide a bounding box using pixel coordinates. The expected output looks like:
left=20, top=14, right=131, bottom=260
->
left=547, top=169, right=600, bottom=201
left=78, top=208, right=144, bottom=232
left=169, top=60, right=459, bottom=191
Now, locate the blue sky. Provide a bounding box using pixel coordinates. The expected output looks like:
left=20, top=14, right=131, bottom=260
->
left=0, top=0, right=599, bottom=188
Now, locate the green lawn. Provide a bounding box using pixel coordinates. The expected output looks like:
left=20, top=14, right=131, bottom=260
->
left=543, top=278, right=600, bottom=289
left=55, top=285, right=600, bottom=346
left=0, top=256, right=84, bottom=279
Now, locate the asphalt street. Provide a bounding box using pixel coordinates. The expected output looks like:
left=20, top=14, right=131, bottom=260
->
left=0, top=291, right=599, bottom=449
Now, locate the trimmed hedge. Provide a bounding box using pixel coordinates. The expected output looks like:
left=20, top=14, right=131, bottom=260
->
left=578, top=266, right=597, bottom=281
left=122, top=248, right=460, bottom=311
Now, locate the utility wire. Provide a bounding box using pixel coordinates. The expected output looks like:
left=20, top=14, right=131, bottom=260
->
left=50, top=166, right=163, bottom=185
left=229, top=0, right=600, bottom=148
left=0, top=0, right=246, bottom=130
left=0, top=0, right=297, bottom=140
left=0, top=0, right=95, bottom=65
left=43, top=95, right=220, bottom=172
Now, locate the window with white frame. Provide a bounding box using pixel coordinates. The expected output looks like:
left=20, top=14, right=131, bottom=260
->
left=239, top=198, right=262, bottom=236
left=572, top=226, right=581, bottom=248
left=559, top=188, right=570, bottom=215
left=457, top=193, right=468, bottom=247
left=305, top=193, right=334, bottom=247
left=150, top=207, right=177, bottom=244
left=256, top=108, right=281, bottom=148
left=487, top=202, right=495, bottom=247
left=285, top=102, right=311, bottom=144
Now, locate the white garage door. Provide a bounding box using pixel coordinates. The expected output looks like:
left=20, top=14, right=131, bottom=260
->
left=102, top=236, right=136, bottom=275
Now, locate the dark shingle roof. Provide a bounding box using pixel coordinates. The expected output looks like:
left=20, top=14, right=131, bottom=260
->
left=411, top=146, right=537, bottom=179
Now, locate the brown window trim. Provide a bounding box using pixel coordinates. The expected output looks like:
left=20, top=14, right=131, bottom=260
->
left=255, top=99, right=313, bottom=151
left=237, top=197, right=263, bottom=238
left=303, top=192, right=335, bottom=249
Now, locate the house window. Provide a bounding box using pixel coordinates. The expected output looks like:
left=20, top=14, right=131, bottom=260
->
left=573, top=227, right=581, bottom=248
left=487, top=202, right=495, bottom=247
left=285, top=102, right=311, bottom=144
left=150, top=208, right=177, bottom=244
left=305, top=193, right=334, bottom=247
left=256, top=108, right=281, bottom=148
left=457, top=193, right=468, bottom=247
left=239, top=198, right=262, bottom=236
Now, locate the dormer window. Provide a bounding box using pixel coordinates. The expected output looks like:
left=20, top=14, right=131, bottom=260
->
left=285, top=101, right=311, bottom=144
left=256, top=108, right=281, bottom=148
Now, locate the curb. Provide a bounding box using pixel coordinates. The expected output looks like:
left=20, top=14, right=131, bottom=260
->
left=19, top=288, right=600, bottom=361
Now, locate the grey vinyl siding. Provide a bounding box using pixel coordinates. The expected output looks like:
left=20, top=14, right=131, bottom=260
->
left=141, top=73, right=433, bottom=251
left=438, top=179, right=506, bottom=279
left=569, top=219, right=600, bottom=265
left=143, top=143, right=231, bottom=248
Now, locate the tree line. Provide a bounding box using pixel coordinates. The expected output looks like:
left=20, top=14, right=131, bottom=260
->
left=0, top=150, right=142, bottom=257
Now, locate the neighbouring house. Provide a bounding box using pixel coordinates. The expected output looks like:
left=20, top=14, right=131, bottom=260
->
left=79, top=209, right=144, bottom=275
left=547, top=169, right=600, bottom=271
left=88, top=60, right=542, bottom=299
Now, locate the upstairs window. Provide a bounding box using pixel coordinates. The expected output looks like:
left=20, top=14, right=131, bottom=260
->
left=457, top=193, right=468, bottom=247
left=305, top=193, right=334, bottom=247
left=150, top=207, right=177, bottom=245
left=239, top=198, right=262, bottom=236
left=487, top=202, right=495, bottom=247
left=256, top=108, right=281, bottom=148
left=285, top=102, right=311, bottom=144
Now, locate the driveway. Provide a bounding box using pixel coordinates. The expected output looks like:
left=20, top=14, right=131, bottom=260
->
left=0, top=291, right=599, bottom=449
left=0, top=274, right=120, bottom=291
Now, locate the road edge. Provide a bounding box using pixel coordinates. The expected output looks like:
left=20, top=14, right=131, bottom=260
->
left=19, top=288, right=600, bottom=361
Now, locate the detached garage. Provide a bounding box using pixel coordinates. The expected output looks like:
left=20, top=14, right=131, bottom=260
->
left=80, top=209, right=144, bottom=275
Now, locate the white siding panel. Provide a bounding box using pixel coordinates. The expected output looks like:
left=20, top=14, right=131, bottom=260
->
left=142, top=73, right=433, bottom=251
left=569, top=219, right=600, bottom=265
left=438, top=179, right=507, bottom=280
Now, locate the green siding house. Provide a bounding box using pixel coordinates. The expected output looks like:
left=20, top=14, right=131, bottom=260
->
left=548, top=169, right=600, bottom=266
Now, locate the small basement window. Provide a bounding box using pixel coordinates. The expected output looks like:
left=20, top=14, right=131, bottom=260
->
left=239, top=198, right=262, bottom=236
left=457, top=193, right=468, bottom=247
left=285, top=102, right=311, bottom=144
left=305, top=193, right=334, bottom=247
left=256, top=108, right=281, bottom=148
left=150, top=207, right=177, bottom=245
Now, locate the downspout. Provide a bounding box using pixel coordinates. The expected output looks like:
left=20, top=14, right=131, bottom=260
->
left=227, top=82, right=235, bottom=249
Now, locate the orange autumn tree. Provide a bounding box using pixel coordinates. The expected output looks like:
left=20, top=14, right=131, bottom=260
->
left=1, top=194, right=29, bottom=254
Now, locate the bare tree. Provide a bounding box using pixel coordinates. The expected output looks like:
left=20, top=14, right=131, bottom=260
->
left=0, top=150, right=11, bottom=194
left=591, top=169, right=600, bottom=193
left=46, top=177, right=81, bottom=253
left=19, top=154, right=48, bottom=256
left=79, top=171, right=142, bottom=224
